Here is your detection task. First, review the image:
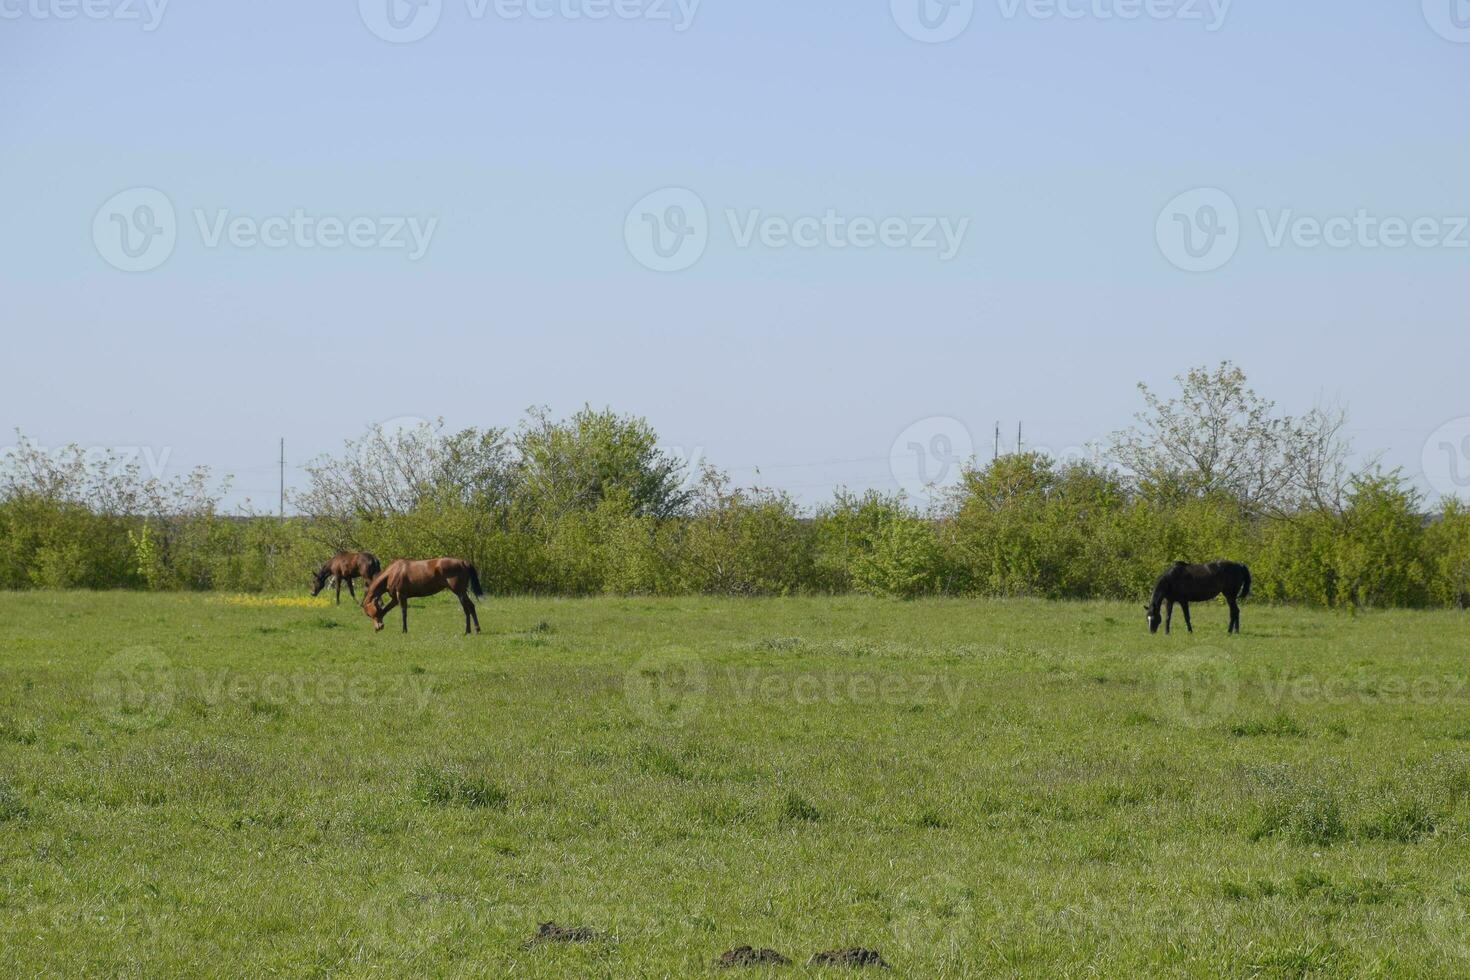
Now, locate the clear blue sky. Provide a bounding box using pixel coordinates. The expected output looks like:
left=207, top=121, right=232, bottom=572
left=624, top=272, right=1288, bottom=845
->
left=3, top=1, right=1467, bottom=509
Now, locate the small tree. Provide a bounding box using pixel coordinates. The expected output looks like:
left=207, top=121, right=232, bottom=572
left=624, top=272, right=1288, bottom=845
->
left=514, top=406, right=692, bottom=520
left=1108, top=362, right=1353, bottom=515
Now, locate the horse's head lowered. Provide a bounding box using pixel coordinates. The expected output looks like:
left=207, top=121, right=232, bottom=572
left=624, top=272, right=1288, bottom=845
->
left=1144, top=603, right=1162, bottom=634
left=362, top=595, right=386, bottom=631
left=309, top=566, right=330, bottom=597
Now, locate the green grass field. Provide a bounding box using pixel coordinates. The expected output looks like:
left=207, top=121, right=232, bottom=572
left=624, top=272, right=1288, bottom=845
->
left=3, top=592, right=1470, bottom=977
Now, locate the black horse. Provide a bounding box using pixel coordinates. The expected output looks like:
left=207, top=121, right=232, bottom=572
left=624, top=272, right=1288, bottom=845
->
left=1146, top=560, right=1252, bottom=634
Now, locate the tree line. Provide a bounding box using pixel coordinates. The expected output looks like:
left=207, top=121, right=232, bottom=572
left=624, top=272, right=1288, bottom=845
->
left=2, top=364, right=1467, bottom=608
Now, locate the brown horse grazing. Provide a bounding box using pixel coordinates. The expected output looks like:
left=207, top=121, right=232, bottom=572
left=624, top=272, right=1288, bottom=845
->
left=310, top=551, right=382, bottom=604
left=362, top=558, right=483, bottom=635
left=1146, top=560, right=1252, bottom=635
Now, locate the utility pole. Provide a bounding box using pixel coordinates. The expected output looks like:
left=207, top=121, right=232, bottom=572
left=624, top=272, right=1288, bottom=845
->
left=279, top=438, right=285, bottom=519
left=994, top=422, right=1000, bottom=461
left=1017, top=422, right=1023, bottom=456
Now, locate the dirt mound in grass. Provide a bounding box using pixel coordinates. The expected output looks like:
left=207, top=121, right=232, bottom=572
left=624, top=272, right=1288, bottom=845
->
left=523, top=922, right=601, bottom=947
left=716, top=946, right=791, bottom=968
left=808, top=947, right=890, bottom=968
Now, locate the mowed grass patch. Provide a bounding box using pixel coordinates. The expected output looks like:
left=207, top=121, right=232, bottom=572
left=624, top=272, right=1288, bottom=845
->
left=0, top=592, right=1469, bottom=975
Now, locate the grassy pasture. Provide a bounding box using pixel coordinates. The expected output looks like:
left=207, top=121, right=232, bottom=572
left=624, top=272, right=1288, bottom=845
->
left=2, top=592, right=1470, bottom=977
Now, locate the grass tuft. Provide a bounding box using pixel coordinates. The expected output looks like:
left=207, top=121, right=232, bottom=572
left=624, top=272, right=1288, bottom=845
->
left=780, top=791, right=822, bottom=823
left=410, top=766, right=508, bottom=810
left=0, top=783, right=30, bottom=822
left=1361, top=795, right=1437, bottom=843
left=1231, top=713, right=1307, bottom=738
left=1250, top=789, right=1347, bottom=846
left=0, top=717, right=38, bottom=745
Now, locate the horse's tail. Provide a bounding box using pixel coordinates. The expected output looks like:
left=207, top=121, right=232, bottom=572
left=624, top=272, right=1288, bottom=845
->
left=364, top=553, right=381, bottom=580
left=1240, top=564, right=1252, bottom=600
left=467, top=563, right=484, bottom=599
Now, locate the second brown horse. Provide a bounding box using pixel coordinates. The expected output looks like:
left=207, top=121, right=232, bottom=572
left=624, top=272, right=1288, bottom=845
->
left=311, top=551, right=382, bottom=604
left=362, top=557, right=484, bottom=634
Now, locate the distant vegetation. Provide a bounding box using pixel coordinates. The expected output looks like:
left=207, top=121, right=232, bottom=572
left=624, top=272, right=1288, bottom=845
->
left=3, top=365, right=1467, bottom=608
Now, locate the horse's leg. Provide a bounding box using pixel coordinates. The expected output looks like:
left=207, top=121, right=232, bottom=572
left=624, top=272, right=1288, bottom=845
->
left=458, top=592, right=479, bottom=635
left=401, top=598, right=409, bottom=634
left=1165, top=599, right=1174, bottom=634
left=347, top=577, right=356, bottom=599
left=1227, top=595, right=1240, bottom=633
left=1181, top=602, right=1193, bottom=633
left=335, top=577, right=342, bottom=605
